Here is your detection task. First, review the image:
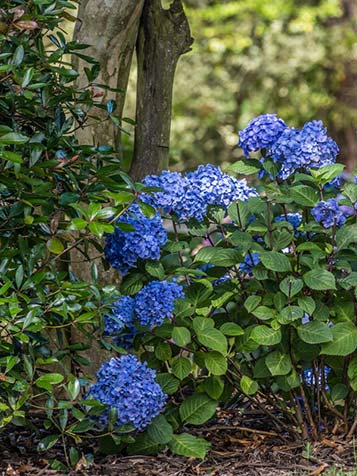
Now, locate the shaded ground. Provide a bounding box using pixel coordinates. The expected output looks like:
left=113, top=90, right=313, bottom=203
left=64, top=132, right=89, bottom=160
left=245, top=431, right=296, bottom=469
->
left=1, top=409, right=356, bottom=476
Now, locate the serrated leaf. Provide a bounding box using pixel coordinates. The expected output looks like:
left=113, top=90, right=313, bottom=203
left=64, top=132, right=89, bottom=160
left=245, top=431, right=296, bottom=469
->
left=197, top=328, right=228, bottom=355
left=244, top=295, right=261, bottom=313
left=265, top=351, right=292, bottom=376
left=169, top=433, right=210, bottom=459
left=297, top=321, right=333, bottom=344
left=179, top=394, right=217, bottom=425
left=172, top=327, right=191, bottom=347
left=336, top=224, right=357, bottom=250
left=240, top=375, right=258, bottom=395
left=171, top=357, right=191, bottom=380
left=204, top=376, right=224, bottom=399
left=321, top=322, right=357, bottom=356
left=250, top=325, right=281, bottom=345
left=290, top=185, right=319, bottom=207
left=260, top=251, right=291, bottom=272
left=204, top=351, right=228, bottom=375
left=147, top=415, right=173, bottom=444
left=279, top=276, right=304, bottom=298
left=303, top=269, right=336, bottom=291
left=194, top=247, right=241, bottom=267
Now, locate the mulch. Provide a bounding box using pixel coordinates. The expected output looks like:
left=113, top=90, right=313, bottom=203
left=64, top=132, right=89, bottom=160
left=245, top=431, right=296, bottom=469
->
left=1, top=409, right=356, bottom=476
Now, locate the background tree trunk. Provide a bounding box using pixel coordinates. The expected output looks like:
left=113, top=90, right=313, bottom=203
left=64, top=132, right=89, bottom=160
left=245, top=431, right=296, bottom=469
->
left=71, top=0, right=144, bottom=375
left=130, top=0, right=193, bottom=180
left=73, top=0, right=145, bottom=151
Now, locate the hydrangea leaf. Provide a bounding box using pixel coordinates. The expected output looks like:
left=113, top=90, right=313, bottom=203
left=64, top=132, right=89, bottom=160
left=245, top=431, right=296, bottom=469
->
left=169, top=433, right=210, bottom=459
left=179, top=394, right=217, bottom=425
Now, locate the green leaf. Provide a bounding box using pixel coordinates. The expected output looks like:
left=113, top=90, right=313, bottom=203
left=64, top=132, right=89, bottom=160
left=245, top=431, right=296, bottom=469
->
left=169, top=433, right=210, bottom=459
left=197, top=328, right=228, bottom=355
left=192, top=316, right=214, bottom=333
left=127, top=434, right=162, bottom=456
left=171, top=357, right=191, bottom=380
left=35, top=373, right=64, bottom=390
left=310, top=164, right=345, bottom=185
left=303, top=269, right=336, bottom=291
left=298, top=296, right=316, bottom=315
left=250, top=325, right=281, bottom=345
left=147, top=415, right=173, bottom=444
left=336, top=224, right=357, bottom=250
left=145, top=261, right=165, bottom=279
left=204, top=376, right=224, bottom=400
left=179, top=394, right=217, bottom=425
left=279, top=276, right=304, bottom=298
left=260, top=251, right=291, bottom=272
left=0, top=151, right=23, bottom=163
left=67, top=377, right=80, bottom=400
left=155, top=342, right=172, bottom=361
left=219, top=322, right=244, bottom=336
left=172, top=327, right=191, bottom=347
left=240, top=375, right=258, bottom=395
left=348, top=358, right=357, bottom=391
left=278, top=306, right=304, bottom=324
left=0, top=132, right=29, bottom=144
left=244, top=295, right=261, bottom=313
left=252, top=306, right=276, bottom=321
left=321, top=322, right=357, bottom=356
left=265, top=351, right=292, bottom=376
left=228, top=160, right=261, bottom=175
left=46, top=238, right=64, bottom=255
left=38, top=434, right=59, bottom=451
left=290, top=185, right=319, bottom=207
left=297, top=321, right=333, bottom=344
left=155, top=373, right=180, bottom=395
left=204, top=351, right=228, bottom=375
left=194, top=247, right=241, bottom=267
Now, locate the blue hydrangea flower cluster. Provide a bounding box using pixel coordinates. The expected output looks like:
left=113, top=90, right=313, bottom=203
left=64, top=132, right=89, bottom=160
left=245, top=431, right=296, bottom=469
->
left=275, top=213, right=302, bottom=230
left=135, top=280, right=184, bottom=327
left=87, top=355, right=167, bottom=430
left=239, top=252, right=261, bottom=274
left=104, top=204, right=167, bottom=275
left=104, top=296, right=135, bottom=336
left=187, top=164, right=258, bottom=209
left=142, top=165, right=257, bottom=223
left=238, top=114, right=287, bottom=157
left=269, top=121, right=339, bottom=179
left=311, top=199, right=346, bottom=228
left=238, top=117, right=339, bottom=179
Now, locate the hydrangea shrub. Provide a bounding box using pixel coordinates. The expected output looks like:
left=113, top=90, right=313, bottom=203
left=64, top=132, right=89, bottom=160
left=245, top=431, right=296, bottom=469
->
left=98, top=114, right=357, bottom=458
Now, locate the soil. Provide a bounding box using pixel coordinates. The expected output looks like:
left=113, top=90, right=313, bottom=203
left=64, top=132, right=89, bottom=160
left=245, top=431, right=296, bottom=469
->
left=1, top=409, right=356, bottom=476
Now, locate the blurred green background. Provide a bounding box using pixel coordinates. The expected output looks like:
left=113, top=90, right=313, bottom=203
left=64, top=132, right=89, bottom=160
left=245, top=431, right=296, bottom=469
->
left=125, top=0, right=356, bottom=172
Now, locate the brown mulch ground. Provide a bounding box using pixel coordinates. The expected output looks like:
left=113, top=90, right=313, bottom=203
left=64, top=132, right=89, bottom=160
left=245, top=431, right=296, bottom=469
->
left=1, top=410, right=356, bottom=476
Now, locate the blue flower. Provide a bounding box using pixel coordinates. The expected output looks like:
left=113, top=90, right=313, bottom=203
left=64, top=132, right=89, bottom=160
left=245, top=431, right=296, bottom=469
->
left=275, top=213, right=302, bottom=231
left=87, top=355, right=167, bottom=431
left=187, top=164, right=258, bottom=209
left=238, top=114, right=287, bottom=157
left=269, top=121, right=339, bottom=179
left=135, top=280, right=184, bottom=328
left=311, top=199, right=346, bottom=228
left=304, top=366, right=331, bottom=391
left=239, top=252, right=261, bottom=274
left=104, top=296, right=135, bottom=336
left=104, top=204, right=167, bottom=275
left=142, top=166, right=258, bottom=223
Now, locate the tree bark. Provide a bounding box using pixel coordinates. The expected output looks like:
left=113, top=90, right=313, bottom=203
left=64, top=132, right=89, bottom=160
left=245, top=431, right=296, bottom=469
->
left=71, top=0, right=145, bottom=375
left=130, top=0, right=193, bottom=180
left=73, top=0, right=145, bottom=151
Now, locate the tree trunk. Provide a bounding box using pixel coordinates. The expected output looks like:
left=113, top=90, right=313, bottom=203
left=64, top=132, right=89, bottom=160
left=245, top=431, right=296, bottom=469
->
left=130, top=0, right=193, bottom=180
left=71, top=0, right=144, bottom=376
left=73, top=0, right=145, bottom=151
